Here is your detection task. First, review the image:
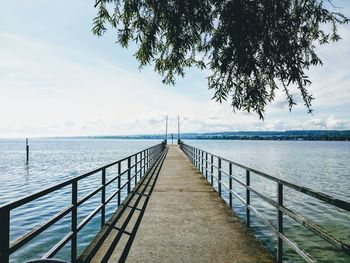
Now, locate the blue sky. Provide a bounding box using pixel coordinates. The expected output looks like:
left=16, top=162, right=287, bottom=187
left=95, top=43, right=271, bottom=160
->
left=0, top=0, right=349, bottom=138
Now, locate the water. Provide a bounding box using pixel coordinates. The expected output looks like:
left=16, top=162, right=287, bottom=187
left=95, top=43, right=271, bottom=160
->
left=0, top=139, right=349, bottom=262
left=0, top=138, right=161, bottom=262
left=186, top=140, right=350, bottom=263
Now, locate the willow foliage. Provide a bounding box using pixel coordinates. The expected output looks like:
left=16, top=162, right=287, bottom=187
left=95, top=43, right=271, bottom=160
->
left=93, top=0, right=348, bottom=118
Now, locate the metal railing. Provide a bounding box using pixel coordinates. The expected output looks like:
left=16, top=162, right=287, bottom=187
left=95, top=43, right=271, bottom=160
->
left=0, top=141, right=166, bottom=263
left=179, top=141, right=350, bottom=263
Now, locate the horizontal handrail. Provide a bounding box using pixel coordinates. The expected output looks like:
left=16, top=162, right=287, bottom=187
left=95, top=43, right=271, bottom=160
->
left=0, top=146, right=158, bottom=212
left=0, top=141, right=167, bottom=263
left=184, top=143, right=350, bottom=212
left=179, top=141, right=350, bottom=263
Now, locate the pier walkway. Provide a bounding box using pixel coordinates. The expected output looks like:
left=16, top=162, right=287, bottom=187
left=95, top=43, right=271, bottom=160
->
left=79, top=145, right=273, bottom=262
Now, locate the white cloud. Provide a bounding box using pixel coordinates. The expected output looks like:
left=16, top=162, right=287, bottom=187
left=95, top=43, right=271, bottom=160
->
left=325, top=115, right=350, bottom=129
left=0, top=31, right=219, bottom=137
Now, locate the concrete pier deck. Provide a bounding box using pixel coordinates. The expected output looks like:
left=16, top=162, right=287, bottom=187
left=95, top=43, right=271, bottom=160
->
left=79, top=145, right=273, bottom=263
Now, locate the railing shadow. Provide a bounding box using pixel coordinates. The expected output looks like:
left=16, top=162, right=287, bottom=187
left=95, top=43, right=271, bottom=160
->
left=78, top=147, right=168, bottom=263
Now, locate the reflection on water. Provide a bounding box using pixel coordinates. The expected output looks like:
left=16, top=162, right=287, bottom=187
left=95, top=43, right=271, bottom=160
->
left=25, top=164, right=30, bottom=185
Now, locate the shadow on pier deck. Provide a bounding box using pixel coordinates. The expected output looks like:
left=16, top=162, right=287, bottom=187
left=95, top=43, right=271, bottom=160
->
left=79, top=145, right=273, bottom=263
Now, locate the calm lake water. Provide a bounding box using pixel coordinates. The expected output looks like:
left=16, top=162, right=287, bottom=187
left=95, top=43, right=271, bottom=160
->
left=0, top=139, right=349, bottom=262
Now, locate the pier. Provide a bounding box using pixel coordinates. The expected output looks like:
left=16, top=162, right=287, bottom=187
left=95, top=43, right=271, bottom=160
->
left=79, top=145, right=272, bottom=262
left=1, top=141, right=349, bottom=262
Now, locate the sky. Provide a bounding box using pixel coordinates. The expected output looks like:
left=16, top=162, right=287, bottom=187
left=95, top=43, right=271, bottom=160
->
left=0, top=0, right=349, bottom=138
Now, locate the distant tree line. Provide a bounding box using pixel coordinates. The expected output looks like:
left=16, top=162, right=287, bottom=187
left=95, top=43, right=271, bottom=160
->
left=182, top=135, right=349, bottom=141
left=84, top=130, right=350, bottom=141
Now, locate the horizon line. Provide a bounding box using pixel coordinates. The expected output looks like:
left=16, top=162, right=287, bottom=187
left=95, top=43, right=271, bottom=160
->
left=1, top=129, right=349, bottom=140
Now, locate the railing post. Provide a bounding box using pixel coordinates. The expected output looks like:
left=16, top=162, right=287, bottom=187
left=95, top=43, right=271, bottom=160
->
left=141, top=151, right=144, bottom=177
left=193, top=148, right=196, bottom=167
left=189, top=147, right=193, bottom=164
left=198, top=149, right=200, bottom=170
left=210, top=155, right=214, bottom=186
left=193, top=148, right=197, bottom=168
left=191, top=147, right=194, bottom=164
left=147, top=149, right=149, bottom=171
left=144, top=150, right=147, bottom=176
left=277, top=182, right=283, bottom=262
left=71, top=181, right=77, bottom=263
left=144, top=150, right=147, bottom=173
left=118, top=162, right=121, bottom=207
left=150, top=148, right=153, bottom=166
left=246, top=170, right=250, bottom=227
left=197, top=149, right=199, bottom=169
left=218, top=158, right=222, bottom=196
left=144, top=150, right=146, bottom=175
left=199, top=150, right=201, bottom=172
left=201, top=151, right=204, bottom=174
left=0, top=209, right=10, bottom=263
left=198, top=150, right=201, bottom=169
left=101, top=168, right=106, bottom=227
left=205, top=152, right=208, bottom=179
left=127, top=157, right=131, bottom=194
left=135, top=154, right=138, bottom=184
left=229, top=163, right=232, bottom=208
left=198, top=150, right=200, bottom=170
left=193, top=147, right=195, bottom=165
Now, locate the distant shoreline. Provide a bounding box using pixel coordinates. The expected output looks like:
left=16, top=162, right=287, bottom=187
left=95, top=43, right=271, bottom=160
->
left=4, top=130, right=346, bottom=141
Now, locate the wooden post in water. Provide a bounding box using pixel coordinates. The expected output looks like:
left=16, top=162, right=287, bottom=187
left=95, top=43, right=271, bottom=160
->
left=26, top=138, right=29, bottom=164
